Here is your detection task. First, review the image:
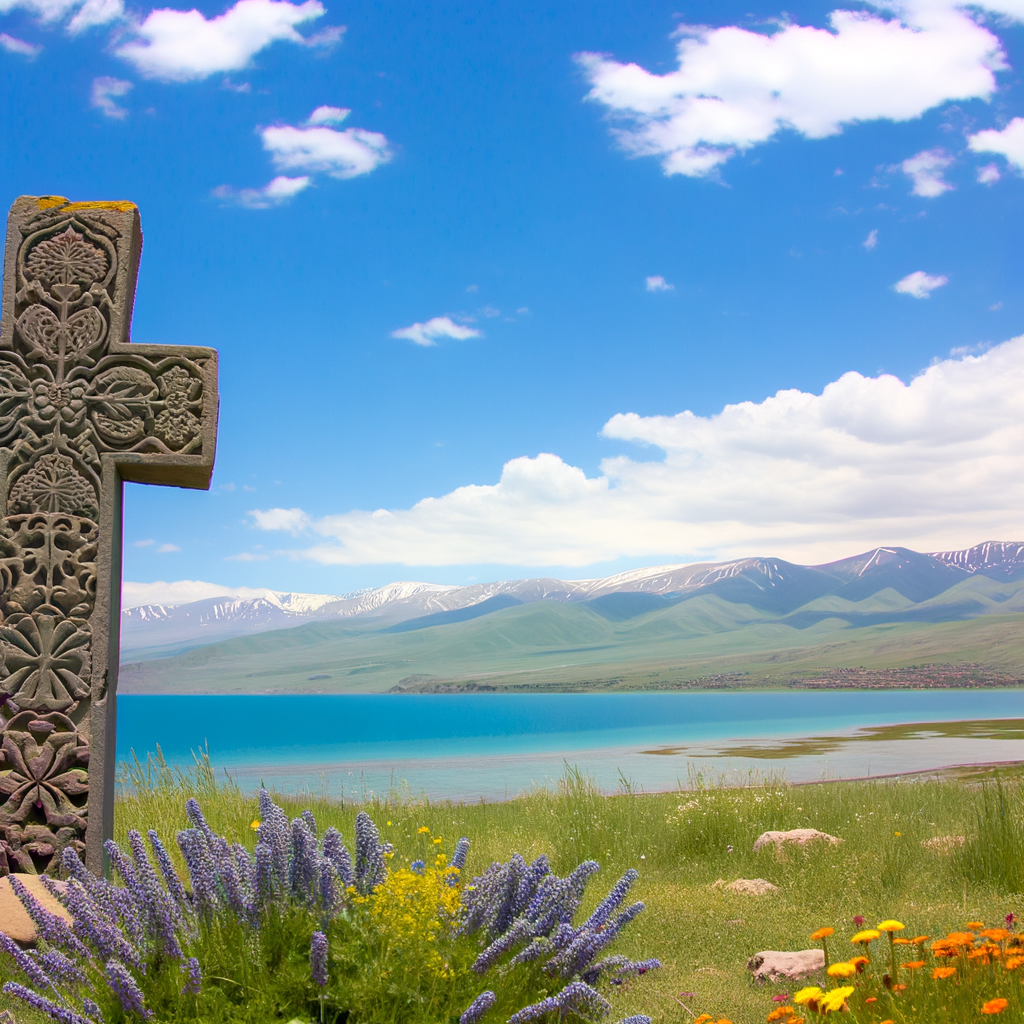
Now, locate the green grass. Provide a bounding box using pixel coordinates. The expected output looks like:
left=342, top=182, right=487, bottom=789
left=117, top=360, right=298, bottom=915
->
left=42, top=758, right=1016, bottom=1024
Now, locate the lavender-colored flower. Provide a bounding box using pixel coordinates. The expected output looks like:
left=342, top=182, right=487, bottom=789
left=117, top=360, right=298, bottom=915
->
left=511, top=855, right=549, bottom=917
left=301, top=809, right=318, bottom=838
left=556, top=982, right=611, bottom=1021
left=459, top=990, right=496, bottom=1024
left=451, top=837, right=471, bottom=871
left=126, top=831, right=183, bottom=958
left=0, top=930, right=54, bottom=989
left=177, top=828, right=219, bottom=919
left=507, top=994, right=560, bottom=1024
left=319, top=859, right=337, bottom=920
left=9, top=875, right=90, bottom=959
left=354, top=812, right=385, bottom=894
left=254, top=842, right=275, bottom=907
left=2, top=983, right=96, bottom=1024
left=147, top=830, right=188, bottom=909
left=105, top=960, right=151, bottom=1019
left=614, top=1017, right=651, bottom=1024
left=471, top=918, right=532, bottom=974
left=82, top=998, right=104, bottom=1021
left=411, top=860, right=426, bottom=875
left=212, top=835, right=247, bottom=919
left=37, top=950, right=89, bottom=985
left=257, top=789, right=290, bottom=889
left=322, top=828, right=354, bottom=888
left=181, top=957, right=202, bottom=995
left=581, top=956, right=661, bottom=986
left=582, top=871, right=637, bottom=931
left=310, top=930, right=329, bottom=988
left=63, top=879, right=137, bottom=967
left=289, top=817, right=319, bottom=904
left=185, top=798, right=216, bottom=850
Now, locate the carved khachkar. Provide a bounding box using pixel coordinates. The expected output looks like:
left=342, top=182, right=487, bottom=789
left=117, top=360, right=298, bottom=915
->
left=0, top=196, right=218, bottom=876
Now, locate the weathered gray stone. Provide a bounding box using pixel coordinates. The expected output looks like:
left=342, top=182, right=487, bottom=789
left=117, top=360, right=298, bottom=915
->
left=0, top=196, right=218, bottom=876
left=713, top=877, right=779, bottom=895
left=752, top=828, right=842, bottom=853
left=747, top=948, right=825, bottom=983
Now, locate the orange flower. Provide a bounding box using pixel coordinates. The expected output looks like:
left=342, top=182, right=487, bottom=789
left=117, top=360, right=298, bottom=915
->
left=981, top=998, right=1009, bottom=1015
left=766, top=1008, right=794, bottom=1022
left=894, top=983, right=907, bottom=992
left=931, top=941, right=959, bottom=958
left=892, top=937, right=913, bottom=945
left=811, top=927, right=834, bottom=941
left=947, top=931, right=977, bottom=945
left=1005, top=956, right=1024, bottom=970
left=694, top=1016, right=713, bottom=1024
left=933, top=966, right=957, bottom=979
left=850, top=956, right=869, bottom=973
left=981, top=929, right=1012, bottom=942
left=966, top=921, right=985, bottom=929
left=864, top=997, right=877, bottom=1004
left=910, top=935, right=929, bottom=945
left=901, top=961, right=926, bottom=969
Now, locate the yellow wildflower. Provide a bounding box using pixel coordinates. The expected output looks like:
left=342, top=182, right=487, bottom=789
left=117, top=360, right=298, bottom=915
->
left=851, top=929, right=881, bottom=944
left=819, top=987, right=854, bottom=1013
left=418, top=826, right=431, bottom=834
left=877, top=920, right=904, bottom=932
left=793, top=987, right=822, bottom=1006
left=827, top=962, right=856, bottom=978
left=433, top=837, right=444, bottom=844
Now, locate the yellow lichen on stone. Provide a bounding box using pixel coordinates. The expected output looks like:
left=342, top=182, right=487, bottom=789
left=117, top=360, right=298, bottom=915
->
left=35, top=196, right=69, bottom=209
left=66, top=200, right=137, bottom=211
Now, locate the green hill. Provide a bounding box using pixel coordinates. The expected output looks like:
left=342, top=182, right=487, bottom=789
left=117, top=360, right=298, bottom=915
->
left=119, top=578, right=1024, bottom=694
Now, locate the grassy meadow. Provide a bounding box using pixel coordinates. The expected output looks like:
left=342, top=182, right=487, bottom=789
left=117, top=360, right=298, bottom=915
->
left=8, top=758, right=1012, bottom=1024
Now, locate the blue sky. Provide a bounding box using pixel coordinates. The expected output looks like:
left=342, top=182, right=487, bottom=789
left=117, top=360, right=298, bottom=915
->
left=2, top=0, right=1023, bottom=602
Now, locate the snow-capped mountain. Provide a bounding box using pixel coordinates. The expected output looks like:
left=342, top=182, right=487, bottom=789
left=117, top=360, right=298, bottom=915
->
left=120, top=540, right=1024, bottom=658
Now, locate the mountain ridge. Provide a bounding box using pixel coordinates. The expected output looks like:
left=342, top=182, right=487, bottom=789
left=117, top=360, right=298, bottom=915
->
left=120, top=541, right=1024, bottom=660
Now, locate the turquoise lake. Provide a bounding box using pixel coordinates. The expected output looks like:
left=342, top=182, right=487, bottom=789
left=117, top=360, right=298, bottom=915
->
left=116, top=690, right=1024, bottom=800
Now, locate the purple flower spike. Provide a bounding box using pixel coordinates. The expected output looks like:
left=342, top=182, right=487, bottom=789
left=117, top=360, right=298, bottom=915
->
left=9, top=875, right=90, bottom=959
left=147, top=830, right=188, bottom=908
left=105, top=960, right=151, bottom=1019
left=2, top=983, right=97, bottom=1024
left=181, top=957, right=202, bottom=995
left=322, top=828, right=354, bottom=888
left=0, top=929, right=54, bottom=990
left=451, top=837, right=471, bottom=871
left=459, top=990, right=496, bottom=1024
left=311, top=930, right=329, bottom=988
left=82, top=999, right=104, bottom=1021
left=615, top=1017, right=652, bottom=1024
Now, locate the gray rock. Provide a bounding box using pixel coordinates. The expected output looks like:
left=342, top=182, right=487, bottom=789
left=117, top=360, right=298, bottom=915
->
left=747, top=948, right=826, bottom=983
left=712, top=877, right=779, bottom=895
left=752, top=828, right=842, bottom=853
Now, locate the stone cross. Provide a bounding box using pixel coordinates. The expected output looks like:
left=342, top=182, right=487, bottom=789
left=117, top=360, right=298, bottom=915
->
left=0, top=196, right=218, bottom=876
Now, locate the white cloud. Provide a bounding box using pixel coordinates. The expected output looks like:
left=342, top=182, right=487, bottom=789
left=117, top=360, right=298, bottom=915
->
left=91, top=76, right=132, bottom=119
left=899, top=148, right=954, bottom=197
left=225, top=551, right=269, bottom=561
left=0, top=32, right=41, bottom=55
left=262, top=121, right=391, bottom=178
left=248, top=337, right=1024, bottom=568
left=0, top=0, right=76, bottom=22
left=576, top=3, right=1006, bottom=177
left=248, top=506, right=311, bottom=533
left=894, top=270, right=949, bottom=298
left=212, top=174, right=311, bottom=208
left=122, top=579, right=287, bottom=607
left=645, top=275, right=674, bottom=292
left=863, top=229, right=878, bottom=250
left=390, top=316, right=482, bottom=347
left=306, top=104, right=349, bottom=125
left=977, top=162, right=1001, bottom=184
left=68, top=0, right=122, bottom=32
left=133, top=538, right=155, bottom=547
left=969, top=117, right=1024, bottom=172
left=116, top=0, right=324, bottom=81
left=157, top=543, right=181, bottom=553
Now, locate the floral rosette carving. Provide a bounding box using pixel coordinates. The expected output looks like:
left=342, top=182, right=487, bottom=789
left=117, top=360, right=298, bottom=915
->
left=0, top=709, right=88, bottom=874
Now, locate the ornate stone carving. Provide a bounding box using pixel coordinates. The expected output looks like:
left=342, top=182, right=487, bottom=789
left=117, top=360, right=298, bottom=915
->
left=0, top=196, right=218, bottom=875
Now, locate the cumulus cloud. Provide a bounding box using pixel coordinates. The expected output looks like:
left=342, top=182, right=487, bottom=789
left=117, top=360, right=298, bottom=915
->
left=248, top=336, right=1024, bottom=567
left=900, top=148, right=954, bottom=197
left=68, top=0, right=122, bottom=31
left=157, top=543, right=181, bottom=553
left=248, top=507, right=310, bottom=533
left=390, top=316, right=482, bottom=347
left=0, top=31, right=41, bottom=55
left=306, top=104, right=349, bottom=125
left=645, top=275, right=674, bottom=292
left=969, top=117, right=1024, bottom=172
left=262, top=120, right=391, bottom=178
left=977, top=162, right=1001, bottom=184
left=576, top=2, right=1006, bottom=176
left=894, top=270, right=949, bottom=298
left=212, top=174, right=310, bottom=208
left=863, top=229, right=878, bottom=250
left=122, top=579, right=288, bottom=607
left=91, top=76, right=132, bottom=119
left=116, top=0, right=325, bottom=81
